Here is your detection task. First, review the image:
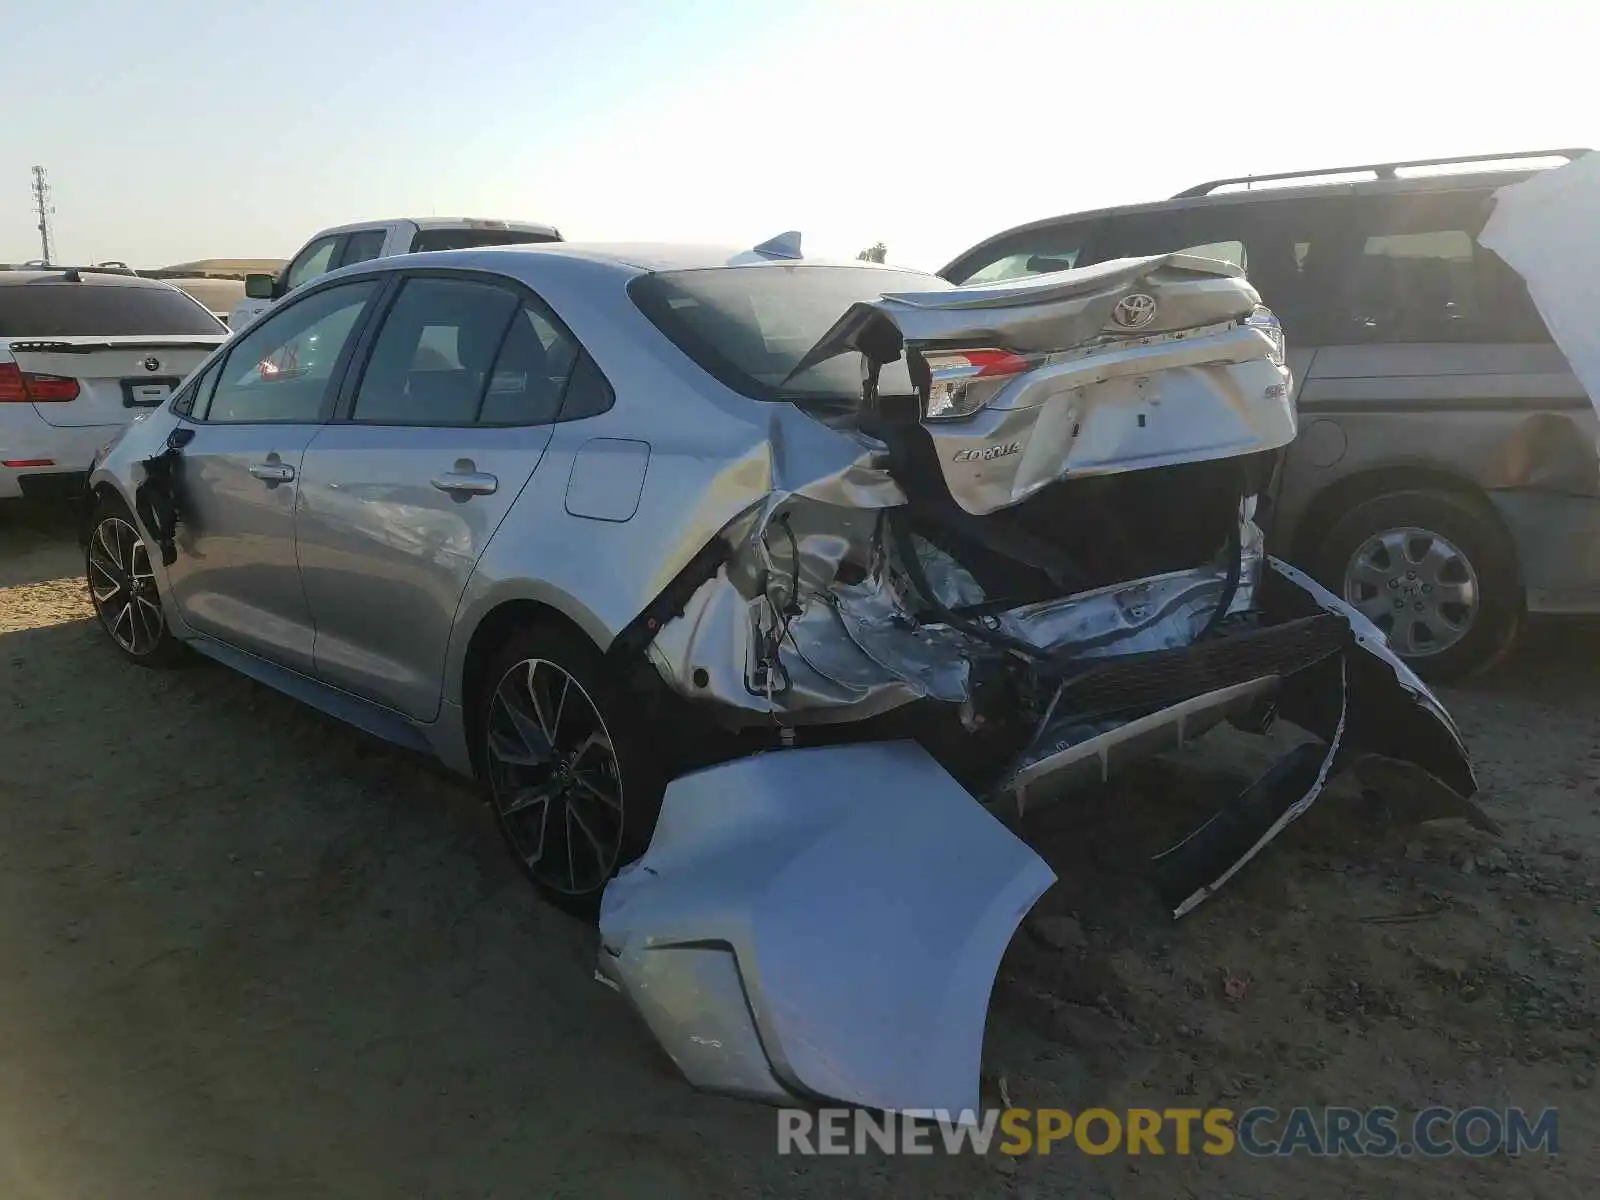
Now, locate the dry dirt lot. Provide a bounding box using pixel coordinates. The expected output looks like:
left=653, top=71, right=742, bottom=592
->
left=1, top=501, right=1596, bottom=1198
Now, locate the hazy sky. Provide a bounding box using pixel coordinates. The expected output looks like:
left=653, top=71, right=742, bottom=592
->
left=3, top=0, right=1595, bottom=271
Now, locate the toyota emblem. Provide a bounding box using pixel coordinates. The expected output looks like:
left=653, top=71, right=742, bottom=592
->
left=1111, top=293, right=1158, bottom=330
left=142, top=355, right=162, bottom=372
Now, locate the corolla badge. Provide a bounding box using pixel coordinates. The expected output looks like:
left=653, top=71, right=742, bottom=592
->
left=142, top=355, right=162, bottom=372
left=953, top=441, right=1022, bottom=463
left=1110, top=293, right=1158, bottom=330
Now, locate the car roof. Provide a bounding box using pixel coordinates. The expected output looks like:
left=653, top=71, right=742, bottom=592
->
left=385, top=241, right=932, bottom=276
left=942, top=150, right=1593, bottom=275
left=315, top=216, right=561, bottom=238
left=0, top=269, right=184, bottom=289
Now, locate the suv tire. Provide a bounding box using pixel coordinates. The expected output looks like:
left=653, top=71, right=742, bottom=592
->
left=1313, top=488, right=1521, bottom=682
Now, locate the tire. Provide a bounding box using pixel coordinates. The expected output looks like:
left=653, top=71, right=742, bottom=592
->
left=1312, top=488, right=1521, bottom=682
left=84, top=495, right=187, bottom=669
left=476, top=623, right=667, bottom=918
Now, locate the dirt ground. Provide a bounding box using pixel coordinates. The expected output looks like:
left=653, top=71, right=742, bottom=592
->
left=1, top=500, right=1595, bottom=1199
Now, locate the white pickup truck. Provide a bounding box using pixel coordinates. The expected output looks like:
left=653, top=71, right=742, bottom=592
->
left=230, top=216, right=561, bottom=332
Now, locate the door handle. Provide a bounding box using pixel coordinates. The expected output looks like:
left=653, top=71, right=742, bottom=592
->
left=249, top=462, right=296, bottom=483
left=431, top=471, right=498, bottom=496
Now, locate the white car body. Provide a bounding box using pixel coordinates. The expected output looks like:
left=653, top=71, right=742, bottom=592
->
left=0, top=270, right=227, bottom=500
left=228, top=216, right=562, bottom=334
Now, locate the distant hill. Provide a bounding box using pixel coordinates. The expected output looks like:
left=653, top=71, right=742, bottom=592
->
left=157, top=258, right=286, bottom=277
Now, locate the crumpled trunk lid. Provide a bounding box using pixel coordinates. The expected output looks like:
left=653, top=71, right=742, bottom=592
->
left=790, top=253, right=1295, bottom=517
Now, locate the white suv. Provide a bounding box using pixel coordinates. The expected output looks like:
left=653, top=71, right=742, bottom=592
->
left=230, top=217, right=562, bottom=332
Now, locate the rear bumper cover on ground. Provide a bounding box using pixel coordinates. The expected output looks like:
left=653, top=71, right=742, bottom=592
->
left=598, top=557, right=1481, bottom=1117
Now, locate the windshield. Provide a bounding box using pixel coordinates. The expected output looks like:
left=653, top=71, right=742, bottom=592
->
left=0, top=282, right=225, bottom=336
left=630, top=264, right=944, bottom=400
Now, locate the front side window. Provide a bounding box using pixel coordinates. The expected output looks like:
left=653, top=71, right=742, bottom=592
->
left=945, top=221, right=1099, bottom=285
left=351, top=277, right=520, bottom=425
left=203, top=281, right=375, bottom=423
left=630, top=264, right=941, bottom=401
left=285, top=236, right=342, bottom=291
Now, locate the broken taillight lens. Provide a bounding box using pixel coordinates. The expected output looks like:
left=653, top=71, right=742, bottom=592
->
left=0, top=362, right=81, bottom=402
left=1245, top=306, right=1286, bottom=367
left=921, top=348, right=1032, bottom=421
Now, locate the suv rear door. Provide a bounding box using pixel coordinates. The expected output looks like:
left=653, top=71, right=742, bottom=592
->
left=1293, top=188, right=1580, bottom=429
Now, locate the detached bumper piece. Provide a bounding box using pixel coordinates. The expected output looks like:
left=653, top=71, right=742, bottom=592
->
left=600, top=559, right=1486, bottom=1115
left=1152, top=559, right=1489, bottom=918
left=598, top=741, right=1055, bottom=1116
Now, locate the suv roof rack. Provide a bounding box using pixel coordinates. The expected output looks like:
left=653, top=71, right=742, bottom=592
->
left=1173, top=148, right=1592, bottom=198
left=1, top=263, right=143, bottom=278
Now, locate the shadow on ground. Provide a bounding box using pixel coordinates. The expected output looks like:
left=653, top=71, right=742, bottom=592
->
left=0, top=517, right=1595, bottom=1198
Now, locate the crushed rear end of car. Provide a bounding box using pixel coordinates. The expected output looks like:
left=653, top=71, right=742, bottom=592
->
left=598, top=253, right=1484, bottom=1117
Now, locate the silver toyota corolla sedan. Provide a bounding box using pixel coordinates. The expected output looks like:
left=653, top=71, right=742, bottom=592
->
left=84, top=237, right=1488, bottom=1114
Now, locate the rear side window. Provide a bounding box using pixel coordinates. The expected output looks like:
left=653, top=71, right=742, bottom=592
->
left=554, top=351, right=615, bottom=421
left=351, top=277, right=520, bottom=425
left=477, top=303, right=582, bottom=425
left=1332, top=192, right=1550, bottom=344
left=409, top=228, right=561, bottom=253
left=0, top=282, right=224, bottom=336
left=339, top=229, right=387, bottom=267
left=1104, top=198, right=1354, bottom=344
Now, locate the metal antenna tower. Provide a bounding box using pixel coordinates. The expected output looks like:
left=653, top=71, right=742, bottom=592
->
left=31, top=166, right=56, bottom=265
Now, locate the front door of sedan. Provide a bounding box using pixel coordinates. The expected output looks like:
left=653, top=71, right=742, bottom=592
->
left=165, top=279, right=379, bottom=673
left=295, top=273, right=608, bottom=720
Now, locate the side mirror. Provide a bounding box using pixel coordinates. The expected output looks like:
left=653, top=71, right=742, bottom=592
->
left=244, top=272, right=279, bottom=300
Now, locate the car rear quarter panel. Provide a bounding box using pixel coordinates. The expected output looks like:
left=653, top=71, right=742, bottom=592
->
left=438, top=255, right=795, bottom=713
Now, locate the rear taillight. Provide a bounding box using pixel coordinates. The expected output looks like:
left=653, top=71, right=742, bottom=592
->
left=0, top=363, right=23, bottom=402
left=921, top=348, right=1033, bottom=421
left=1245, top=306, right=1287, bottom=367
left=0, top=361, right=81, bottom=403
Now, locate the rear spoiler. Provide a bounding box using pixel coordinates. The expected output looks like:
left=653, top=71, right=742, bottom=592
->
left=8, top=339, right=226, bottom=354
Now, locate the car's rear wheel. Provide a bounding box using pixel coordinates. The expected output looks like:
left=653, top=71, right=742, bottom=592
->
left=478, top=625, right=666, bottom=917
left=1314, top=488, right=1520, bottom=682
left=85, top=496, right=186, bottom=668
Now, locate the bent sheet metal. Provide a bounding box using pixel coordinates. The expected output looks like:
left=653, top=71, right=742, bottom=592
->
left=599, top=254, right=1485, bottom=1119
